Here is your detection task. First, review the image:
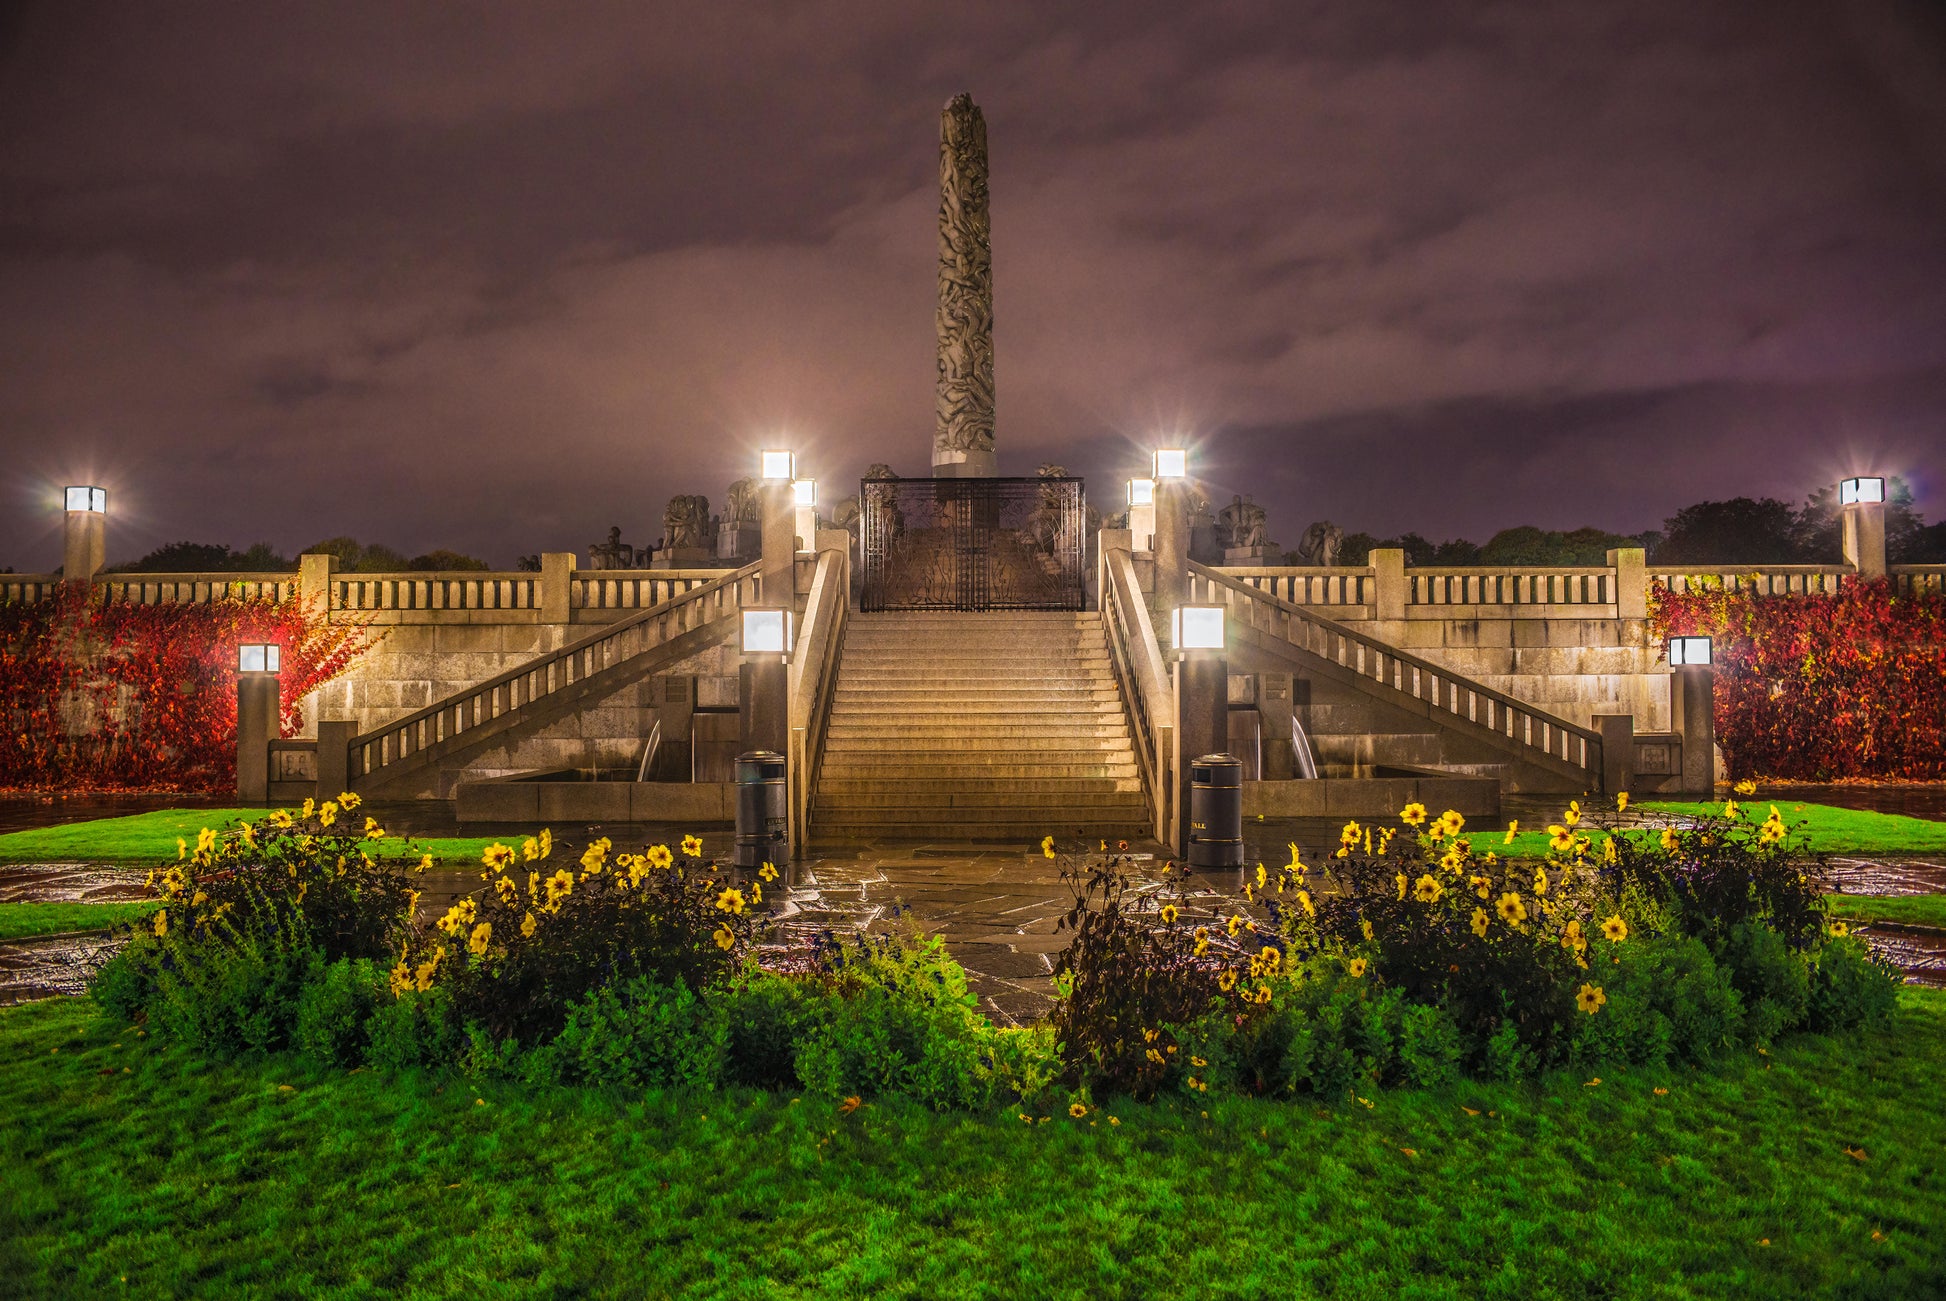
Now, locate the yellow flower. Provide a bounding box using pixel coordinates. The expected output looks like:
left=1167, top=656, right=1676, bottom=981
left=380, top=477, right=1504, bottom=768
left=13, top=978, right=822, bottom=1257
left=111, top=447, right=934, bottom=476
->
left=1255, top=863, right=1267, bottom=889
left=715, top=887, right=747, bottom=915
left=1161, top=903, right=1179, bottom=925
left=268, top=809, right=293, bottom=829
left=1732, top=778, right=1757, bottom=796
left=1547, top=825, right=1575, bottom=853
left=1400, top=803, right=1427, bottom=827
left=647, top=844, right=674, bottom=870
left=195, top=826, right=217, bottom=858
left=544, top=869, right=574, bottom=909
left=414, top=947, right=443, bottom=992
left=405, top=889, right=421, bottom=915
left=682, top=834, right=705, bottom=857
left=1440, top=844, right=1466, bottom=874
left=153, top=909, right=168, bottom=937
left=177, top=837, right=187, bottom=861
left=521, top=836, right=542, bottom=863
left=1601, top=915, right=1628, bottom=942
left=1563, top=800, right=1581, bottom=828
left=1533, top=867, right=1549, bottom=897
left=1829, top=921, right=1848, bottom=938
left=1217, top=970, right=1238, bottom=992
left=1413, top=874, right=1444, bottom=904
left=1193, top=926, right=1210, bottom=956
left=1602, top=837, right=1619, bottom=865
left=493, top=875, right=518, bottom=904
left=301, top=797, right=316, bottom=819
left=1759, top=820, right=1786, bottom=846
left=338, top=791, right=361, bottom=810
left=1287, top=842, right=1303, bottom=870
left=521, top=912, right=538, bottom=938
left=1069, top=1102, right=1088, bottom=1118
left=468, top=921, right=492, bottom=956
left=1576, top=983, right=1607, bottom=1015
left=1503, top=820, right=1519, bottom=844
left=318, top=801, right=338, bottom=827
left=1661, top=827, right=1680, bottom=853
left=712, top=924, right=736, bottom=951
left=1723, top=799, right=1742, bottom=821
left=190, top=889, right=207, bottom=908
left=1361, top=919, right=1374, bottom=941
left=388, top=962, right=412, bottom=999
left=759, top=862, right=779, bottom=882
left=417, top=853, right=434, bottom=873
left=1496, top=892, right=1527, bottom=927
left=1470, top=874, right=1492, bottom=900
left=1298, top=889, right=1314, bottom=918
left=1347, top=957, right=1368, bottom=978
left=538, top=828, right=553, bottom=859
left=437, top=900, right=477, bottom=936
left=1262, top=946, right=1283, bottom=974
left=1339, top=820, right=1363, bottom=848
left=1040, top=834, right=1056, bottom=859
left=1396, top=872, right=1408, bottom=901
left=1616, top=792, right=1630, bottom=812
left=1471, top=908, right=1490, bottom=938
left=580, top=838, right=611, bottom=873
left=363, top=816, right=385, bottom=840
left=751, top=881, right=762, bottom=904
left=1438, top=810, right=1465, bottom=837
left=482, top=843, right=514, bottom=871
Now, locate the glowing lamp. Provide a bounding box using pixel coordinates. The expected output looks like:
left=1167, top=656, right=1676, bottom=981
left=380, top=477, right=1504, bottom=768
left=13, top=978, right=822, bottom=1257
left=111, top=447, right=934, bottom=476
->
left=1153, top=449, right=1188, bottom=480
left=740, top=607, right=793, bottom=657
left=1127, top=478, right=1155, bottom=507
left=760, top=450, right=796, bottom=481
left=65, top=486, right=106, bottom=513
left=1171, top=605, right=1225, bottom=652
left=237, top=643, right=282, bottom=674
left=792, top=479, right=817, bottom=508
left=1668, top=636, right=1712, bottom=667
left=1839, top=477, right=1884, bottom=505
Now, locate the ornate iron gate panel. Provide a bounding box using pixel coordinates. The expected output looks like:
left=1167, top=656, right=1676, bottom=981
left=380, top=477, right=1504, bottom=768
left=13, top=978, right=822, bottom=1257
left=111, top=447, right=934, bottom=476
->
left=860, top=477, right=1086, bottom=612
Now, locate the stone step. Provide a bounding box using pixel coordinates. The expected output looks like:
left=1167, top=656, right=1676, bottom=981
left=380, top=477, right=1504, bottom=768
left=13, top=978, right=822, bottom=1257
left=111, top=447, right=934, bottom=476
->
left=820, top=760, right=1142, bottom=779
left=816, top=794, right=1146, bottom=814
left=823, top=726, right=1134, bottom=744
left=840, top=648, right=1111, bottom=664
left=832, top=692, right=1124, bottom=709
left=813, top=805, right=1147, bottom=827
left=827, top=699, right=1125, bottom=717
left=817, top=775, right=1144, bottom=796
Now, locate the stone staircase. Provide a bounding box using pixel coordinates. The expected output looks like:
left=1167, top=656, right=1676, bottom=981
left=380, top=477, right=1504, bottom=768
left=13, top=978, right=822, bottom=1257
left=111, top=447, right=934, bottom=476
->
left=813, top=611, right=1151, bottom=843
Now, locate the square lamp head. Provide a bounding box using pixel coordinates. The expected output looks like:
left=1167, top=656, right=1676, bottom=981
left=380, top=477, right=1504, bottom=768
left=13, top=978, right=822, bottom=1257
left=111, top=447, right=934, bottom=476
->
left=65, top=485, right=106, bottom=513
left=792, top=478, right=817, bottom=508
left=1171, top=604, right=1225, bottom=652
left=760, top=449, right=796, bottom=481
left=1127, top=478, right=1155, bottom=507
left=1153, top=449, right=1188, bottom=480
left=1839, top=477, right=1884, bottom=505
left=1667, top=635, right=1712, bottom=667
left=740, top=607, right=793, bottom=657
left=237, top=643, right=282, bottom=674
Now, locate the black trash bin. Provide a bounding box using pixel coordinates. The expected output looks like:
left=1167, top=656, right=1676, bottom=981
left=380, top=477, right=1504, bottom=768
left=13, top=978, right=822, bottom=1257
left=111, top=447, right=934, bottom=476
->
left=1188, top=752, right=1244, bottom=870
left=734, top=750, right=787, bottom=870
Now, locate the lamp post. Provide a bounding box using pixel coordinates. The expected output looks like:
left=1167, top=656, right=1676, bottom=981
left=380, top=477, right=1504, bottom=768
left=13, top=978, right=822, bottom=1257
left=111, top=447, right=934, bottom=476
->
left=1126, top=478, right=1155, bottom=553
left=736, top=607, right=792, bottom=869
left=1839, top=476, right=1886, bottom=579
left=236, top=643, right=282, bottom=803
left=1667, top=635, right=1715, bottom=796
left=63, top=486, right=106, bottom=586
left=1171, top=604, right=1235, bottom=859
left=793, top=479, right=818, bottom=554
left=758, top=449, right=797, bottom=601
left=1153, top=450, right=1190, bottom=615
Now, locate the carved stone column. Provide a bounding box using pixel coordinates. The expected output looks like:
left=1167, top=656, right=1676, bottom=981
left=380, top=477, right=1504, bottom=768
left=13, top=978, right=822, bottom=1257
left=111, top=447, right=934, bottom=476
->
left=933, top=93, right=996, bottom=478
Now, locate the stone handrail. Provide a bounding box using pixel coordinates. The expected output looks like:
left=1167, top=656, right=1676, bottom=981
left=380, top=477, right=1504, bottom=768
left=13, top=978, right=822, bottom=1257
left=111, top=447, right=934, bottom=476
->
left=1891, top=565, right=1945, bottom=597
left=1647, top=565, right=1855, bottom=596
left=333, top=571, right=540, bottom=612
left=1188, top=561, right=1604, bottom=786
left=348, top=562, right=762, bottom=787
left=0, top=574, right=60, bottom=603
left=97, top=573, right=299, bottom=604
left=787, top=547, right=850, bottom=855
left=572, top=569, right=740, bottom=611
left=1407, top=566, right=1615, bottom=606
left=1102, top=547, right=1175, bottom=844
left=1218, top=566, right=1373, bottom=607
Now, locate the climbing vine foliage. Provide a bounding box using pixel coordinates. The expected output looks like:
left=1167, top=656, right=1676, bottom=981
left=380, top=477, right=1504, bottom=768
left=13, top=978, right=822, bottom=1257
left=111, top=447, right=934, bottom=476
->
left=1650, top=579, right=1946, bottom=780
left=0, top=588, right=376, bottom=792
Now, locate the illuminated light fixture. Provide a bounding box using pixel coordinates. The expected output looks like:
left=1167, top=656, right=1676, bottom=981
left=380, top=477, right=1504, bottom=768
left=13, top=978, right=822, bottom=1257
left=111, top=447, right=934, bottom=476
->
left=237, top=643, right=282, bottom=674
left=65, top=486, right=106, bottom=513
left=1839, top=477, right=1884, bottom=505
left=740, top=607, right=793, bottom=657
left=1667, top=636, right=1712, bottom=667
left=1127, top=478, right=1155, bottom=507
left=760, top=450, right=796, bottom=481
left=792, top=479, right=817, bottom=508
left=1153, top=449, right=1188, bottom=480
left=1171, top=604, right=1225, bottom=652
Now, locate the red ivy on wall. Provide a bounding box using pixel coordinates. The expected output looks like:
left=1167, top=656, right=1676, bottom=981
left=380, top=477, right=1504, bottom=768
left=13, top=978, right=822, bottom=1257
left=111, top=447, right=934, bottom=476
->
left=0, top=587, right=378, bottom=793
left=1650, top=579, right=1946, bottom=781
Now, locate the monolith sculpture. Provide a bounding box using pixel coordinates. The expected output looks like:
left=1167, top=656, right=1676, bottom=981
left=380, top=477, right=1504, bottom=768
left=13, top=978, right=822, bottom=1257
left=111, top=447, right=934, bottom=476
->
left=933, top=93, right=996, bottom=478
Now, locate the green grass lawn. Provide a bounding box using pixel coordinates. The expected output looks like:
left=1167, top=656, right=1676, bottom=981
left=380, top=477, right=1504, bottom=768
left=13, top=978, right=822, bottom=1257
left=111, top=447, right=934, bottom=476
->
left=0, top=901, right=158, bottom=941
left=0, top=808, right=509, bottom=869
left=4, top=993, right=1943, bottom=1299
left=1827, top=894, right=1946, bottom=931
left=1457, top=801, right=1946, bottom=860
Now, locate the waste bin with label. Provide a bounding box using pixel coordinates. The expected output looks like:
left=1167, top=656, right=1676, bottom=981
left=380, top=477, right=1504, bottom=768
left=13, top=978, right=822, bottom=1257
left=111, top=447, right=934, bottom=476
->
left=734, top=750, right=787, bottom=869
left=1188, top=752, right=1244, bottom=869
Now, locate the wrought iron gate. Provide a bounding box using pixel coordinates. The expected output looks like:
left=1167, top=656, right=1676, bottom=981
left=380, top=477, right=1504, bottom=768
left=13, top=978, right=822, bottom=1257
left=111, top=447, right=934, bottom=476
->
left=860, top=476, right=1086, bottom=612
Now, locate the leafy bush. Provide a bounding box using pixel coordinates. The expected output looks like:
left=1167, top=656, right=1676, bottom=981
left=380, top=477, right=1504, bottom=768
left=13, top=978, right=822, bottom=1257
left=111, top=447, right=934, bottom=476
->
left=541, top=978, right=729, bottom=1088
left=1809, top=936, right=1901, bottom=1031
left=295, top=958, right=387, bottom=1067
left=365, top=986, right=462, bottom=1072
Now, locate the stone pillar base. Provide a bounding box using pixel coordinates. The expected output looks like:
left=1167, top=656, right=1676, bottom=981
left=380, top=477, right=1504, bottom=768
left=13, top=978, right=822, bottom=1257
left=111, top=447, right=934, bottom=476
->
left=931, top=448, right=997, bottom=478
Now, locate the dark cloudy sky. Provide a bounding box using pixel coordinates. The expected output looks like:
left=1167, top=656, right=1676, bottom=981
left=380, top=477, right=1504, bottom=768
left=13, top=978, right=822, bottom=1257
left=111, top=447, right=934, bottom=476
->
left=5, top=0, right=1946, bottom=569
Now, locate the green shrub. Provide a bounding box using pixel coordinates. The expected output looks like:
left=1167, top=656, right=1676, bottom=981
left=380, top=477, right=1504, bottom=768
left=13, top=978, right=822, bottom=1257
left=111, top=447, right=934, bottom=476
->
left=1809, top=936, right=1901, bottom=1031
left=721, top=970, right=814, bottom=1089
left=542, top=978, right=728, bottom=1089
left=144, top=920, right=323, bottom=1058
left=1396, top=1002, right=1465, bottom=1087
left=365, top=986, right=462, bottom=1071
left=1721, top=920, right=1812, bottom=1043
left=1482, top=1020, right=1536, bottom=1082
left=1639, top=934, right=1744, bottom=1061
left=294, top=958, right=386, bottom=1067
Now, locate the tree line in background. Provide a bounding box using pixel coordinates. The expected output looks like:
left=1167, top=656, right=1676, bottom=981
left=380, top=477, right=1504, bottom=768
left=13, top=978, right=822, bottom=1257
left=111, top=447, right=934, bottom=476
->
left=104, top=537, right=493, bottom=575
left=1333, top=477, right=1946, bottom=567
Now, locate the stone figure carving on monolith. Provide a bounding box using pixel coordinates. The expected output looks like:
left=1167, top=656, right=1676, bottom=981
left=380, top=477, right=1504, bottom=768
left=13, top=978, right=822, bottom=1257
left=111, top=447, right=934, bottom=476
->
left=933, top=93, right=996, bottom=478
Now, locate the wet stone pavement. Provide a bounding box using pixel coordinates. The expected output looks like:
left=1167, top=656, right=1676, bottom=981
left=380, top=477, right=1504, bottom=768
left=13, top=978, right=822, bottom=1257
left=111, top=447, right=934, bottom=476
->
left=4, top=808, right=1945, bottom=1006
